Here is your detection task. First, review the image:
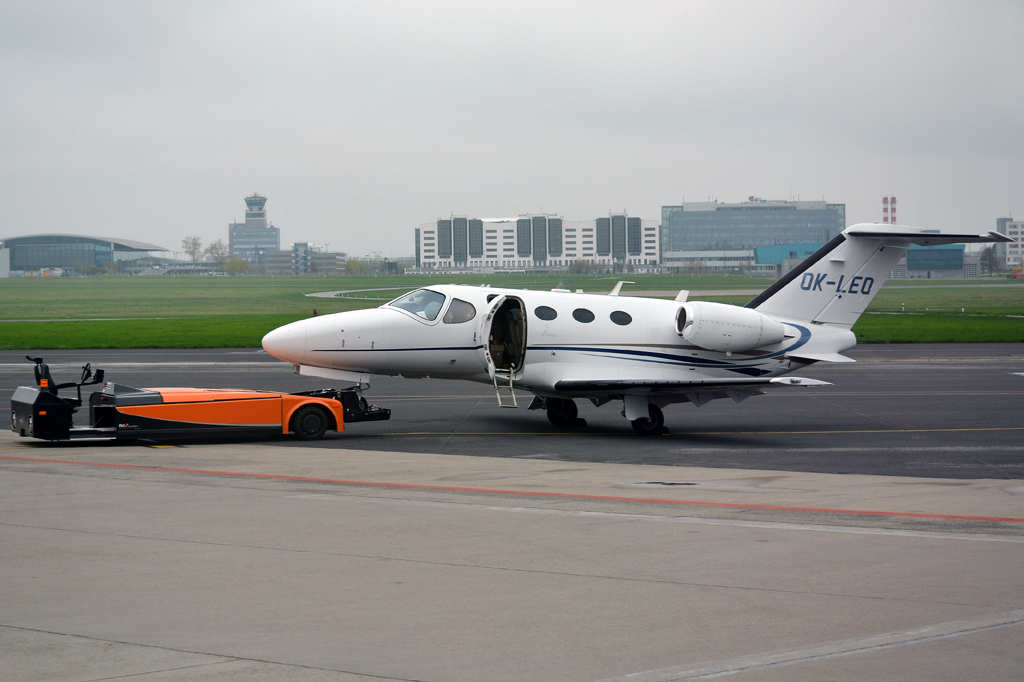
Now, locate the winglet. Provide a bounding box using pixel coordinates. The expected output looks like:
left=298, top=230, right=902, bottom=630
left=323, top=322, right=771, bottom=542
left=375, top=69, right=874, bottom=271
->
left=675, top=290, right=689, bottom=302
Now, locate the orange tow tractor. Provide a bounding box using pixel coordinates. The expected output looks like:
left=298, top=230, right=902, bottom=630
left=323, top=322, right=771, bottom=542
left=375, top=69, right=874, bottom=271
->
left=11, top=357, right=389, bottom=442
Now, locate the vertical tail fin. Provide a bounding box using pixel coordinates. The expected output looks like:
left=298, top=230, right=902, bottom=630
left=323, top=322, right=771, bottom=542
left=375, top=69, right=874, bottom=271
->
left=747, top=225, right=1012, bottom=328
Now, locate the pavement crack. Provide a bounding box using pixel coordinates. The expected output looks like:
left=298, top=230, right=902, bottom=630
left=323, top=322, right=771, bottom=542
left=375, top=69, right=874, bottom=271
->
left=804, top=394, right=901, bottom=430
left=965, top=453, right=1017, bottom=480
left=0, top=623, right=424, bottom=682
left=79, top=660, right=234, bottom=682
left=440, top=395, right=485, bottom=445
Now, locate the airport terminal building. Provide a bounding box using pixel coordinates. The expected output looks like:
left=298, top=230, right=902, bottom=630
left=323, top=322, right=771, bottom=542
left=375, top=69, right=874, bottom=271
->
left=0, top=234, right=168, bottom=277
left=413, top=213, right=661, bottom=272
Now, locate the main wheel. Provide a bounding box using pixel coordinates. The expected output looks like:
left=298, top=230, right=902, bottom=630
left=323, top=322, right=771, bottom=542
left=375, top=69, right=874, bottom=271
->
left=631, top=403, right=665, bottom=436
left=546, top=398, right=579, bottom=427
left=291, top=405, right=331, bottom=440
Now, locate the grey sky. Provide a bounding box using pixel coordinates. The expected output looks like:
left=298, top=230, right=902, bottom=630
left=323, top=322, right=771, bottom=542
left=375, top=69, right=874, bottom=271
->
left=2, top=1, right=1021, bottom=258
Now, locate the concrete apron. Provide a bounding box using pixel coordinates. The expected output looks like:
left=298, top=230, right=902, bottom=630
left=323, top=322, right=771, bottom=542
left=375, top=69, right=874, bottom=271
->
left=2, top=430, right=1022, bottom=682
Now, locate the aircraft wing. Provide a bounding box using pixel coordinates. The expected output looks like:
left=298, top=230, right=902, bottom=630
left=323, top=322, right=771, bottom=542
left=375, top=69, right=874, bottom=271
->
left=553, top=376, right=829, bottom=397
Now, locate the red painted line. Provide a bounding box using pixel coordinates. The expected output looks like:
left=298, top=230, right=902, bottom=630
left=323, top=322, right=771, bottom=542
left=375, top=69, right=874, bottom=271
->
left=2, top=454, right=1023, bottom=524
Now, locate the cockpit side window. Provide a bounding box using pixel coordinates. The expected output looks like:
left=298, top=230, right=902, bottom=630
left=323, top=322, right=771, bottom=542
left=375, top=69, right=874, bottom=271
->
left=442, top=298, right=476, bottom=324
left=389, top=289, right=447, bottom=321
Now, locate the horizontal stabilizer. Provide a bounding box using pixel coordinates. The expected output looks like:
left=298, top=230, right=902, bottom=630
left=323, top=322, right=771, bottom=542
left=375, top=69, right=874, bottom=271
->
left=844, top=227, right=1013, bottom=246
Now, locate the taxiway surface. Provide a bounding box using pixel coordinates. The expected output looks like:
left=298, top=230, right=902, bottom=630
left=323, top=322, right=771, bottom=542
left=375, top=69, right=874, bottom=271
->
left=3, top=344, right=1023, bottom=479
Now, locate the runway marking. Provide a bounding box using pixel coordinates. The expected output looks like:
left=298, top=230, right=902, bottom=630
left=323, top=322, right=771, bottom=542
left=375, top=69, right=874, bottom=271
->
left=671, top=426, right=1024, bottom=437
left=591, top=609, right=1024, bottom=681
left=2, top=454, right=1023, bottom=524
left=667, top=445, right=1024, bottom=455
left=801, top=391, right=1024, bottom=396
left=377, top=392, right=1023, bottom=401
left=856, top=357, right=1024, bottom=363
left=344, top=425, right=1024, bottom=437
left=0, top=362, right=282, bottom=369
left=141, top=425, right=1020, bottom=438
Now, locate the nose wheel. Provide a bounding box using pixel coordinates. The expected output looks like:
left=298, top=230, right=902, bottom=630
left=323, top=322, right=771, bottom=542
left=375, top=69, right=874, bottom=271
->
left=631, top=403, right=665, bottom=436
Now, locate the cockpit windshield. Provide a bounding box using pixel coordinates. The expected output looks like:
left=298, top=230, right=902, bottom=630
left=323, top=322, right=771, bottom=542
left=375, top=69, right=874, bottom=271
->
left=389, top=289, right=447, bottom=321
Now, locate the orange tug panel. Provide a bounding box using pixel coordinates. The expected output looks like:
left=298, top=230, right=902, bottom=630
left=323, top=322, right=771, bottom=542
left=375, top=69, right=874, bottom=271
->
left=115, top=389, right=345, bottom=435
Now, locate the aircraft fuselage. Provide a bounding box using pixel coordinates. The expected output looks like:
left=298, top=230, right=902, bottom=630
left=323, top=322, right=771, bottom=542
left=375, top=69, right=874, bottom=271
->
left=262, top=285, right=845, bottom=399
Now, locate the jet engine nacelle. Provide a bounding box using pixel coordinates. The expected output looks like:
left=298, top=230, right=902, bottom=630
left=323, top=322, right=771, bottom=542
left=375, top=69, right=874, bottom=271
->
left=676, top=301, right=786, bottom=352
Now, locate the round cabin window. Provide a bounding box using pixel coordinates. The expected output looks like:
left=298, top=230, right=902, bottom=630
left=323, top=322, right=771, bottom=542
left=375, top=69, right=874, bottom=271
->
left=610, top=311, right=632, bottom=326
left=534, top=306, right=557, bottom=321
left=572, top=308, right=595, bottom=323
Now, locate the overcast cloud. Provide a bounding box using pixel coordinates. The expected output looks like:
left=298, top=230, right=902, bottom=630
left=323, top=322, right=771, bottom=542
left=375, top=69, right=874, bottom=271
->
left=1, top=1, right=1021, bottom=258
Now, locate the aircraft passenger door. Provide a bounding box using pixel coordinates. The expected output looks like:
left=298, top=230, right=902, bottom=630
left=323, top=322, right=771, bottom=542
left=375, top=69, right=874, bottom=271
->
left=477, top=296, right=506, bottom=379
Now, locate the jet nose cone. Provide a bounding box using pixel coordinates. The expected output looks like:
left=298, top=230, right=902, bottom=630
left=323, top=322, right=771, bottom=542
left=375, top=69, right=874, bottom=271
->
left=262, top=320, right=307, bottom=364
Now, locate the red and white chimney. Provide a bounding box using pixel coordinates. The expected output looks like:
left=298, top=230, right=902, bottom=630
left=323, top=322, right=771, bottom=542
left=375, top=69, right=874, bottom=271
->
left=882, top=196, right=896, bottom=224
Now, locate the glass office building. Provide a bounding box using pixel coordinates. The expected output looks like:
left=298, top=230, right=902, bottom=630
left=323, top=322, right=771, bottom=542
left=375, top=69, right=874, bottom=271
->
left=907, top=244, right=964, bottom=271
left=661, top=200, right=845, bottom=252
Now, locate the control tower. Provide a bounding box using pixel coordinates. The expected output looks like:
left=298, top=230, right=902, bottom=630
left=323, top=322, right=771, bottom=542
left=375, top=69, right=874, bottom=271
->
left=229, top=193, right=280, bottom=264
left=244, top=194, right=268, bottom=229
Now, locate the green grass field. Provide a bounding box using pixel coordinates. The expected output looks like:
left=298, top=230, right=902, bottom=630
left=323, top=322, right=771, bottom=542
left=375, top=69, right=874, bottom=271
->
left=1, top=274, right=1021, bottom=348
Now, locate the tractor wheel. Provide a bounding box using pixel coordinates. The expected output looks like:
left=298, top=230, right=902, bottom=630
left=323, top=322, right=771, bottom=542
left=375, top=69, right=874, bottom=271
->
left=291, top=405, right=331, bottom=441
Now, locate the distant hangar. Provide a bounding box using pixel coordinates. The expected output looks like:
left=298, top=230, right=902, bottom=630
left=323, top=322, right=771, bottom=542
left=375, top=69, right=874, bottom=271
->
left=0, top=234, right=168, bottom=277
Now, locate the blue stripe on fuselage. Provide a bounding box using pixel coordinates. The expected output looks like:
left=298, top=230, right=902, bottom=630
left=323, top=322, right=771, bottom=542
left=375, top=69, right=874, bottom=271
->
left=527, top=324, right=811, bottom=371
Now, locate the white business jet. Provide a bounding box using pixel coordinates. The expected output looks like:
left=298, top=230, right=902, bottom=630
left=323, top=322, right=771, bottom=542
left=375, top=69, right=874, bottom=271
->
left=263, top=224, right=1010, bottom=435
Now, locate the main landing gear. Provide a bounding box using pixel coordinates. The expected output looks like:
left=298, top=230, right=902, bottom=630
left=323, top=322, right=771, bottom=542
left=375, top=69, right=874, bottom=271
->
left=534, top=395, right=665, bottom=434
left=546, top=398, right=587, bottom=428
left=630, top=403, right=665, bottom=436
